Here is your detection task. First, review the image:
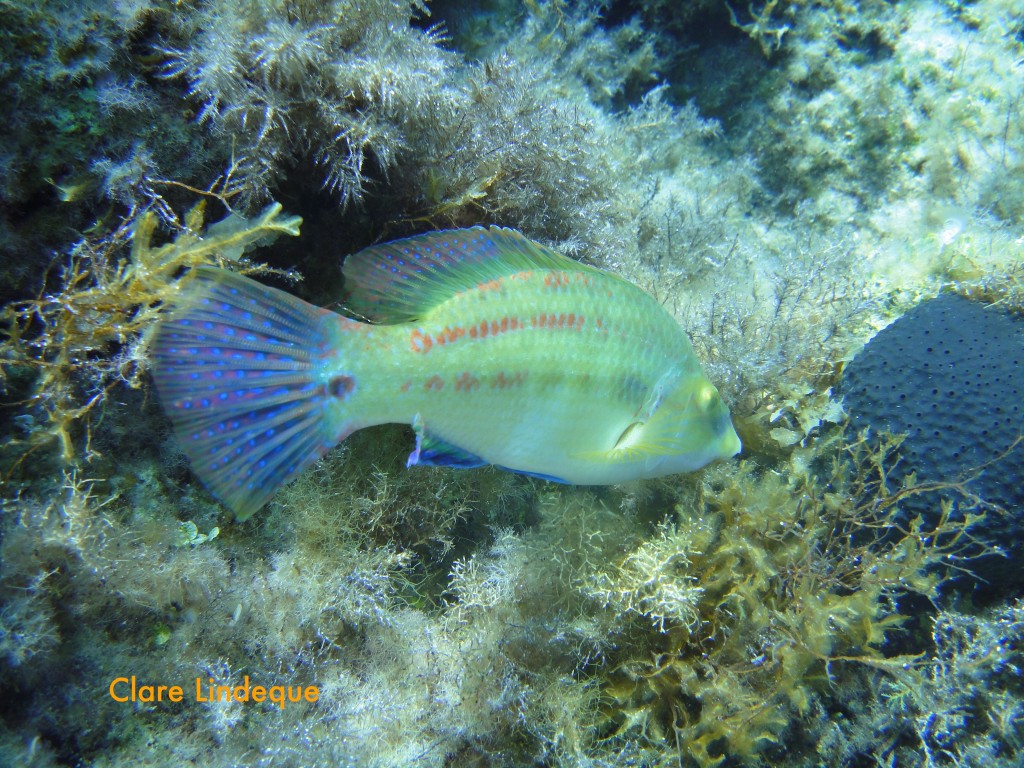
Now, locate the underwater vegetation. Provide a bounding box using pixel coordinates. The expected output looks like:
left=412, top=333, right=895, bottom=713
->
left=0, top=201, right=301, bottom=472
left=156, top=0, right=456, bottom=209
left=580, top=431, right=985, bottom=767
left=2, top=0, right=1024, bottom=767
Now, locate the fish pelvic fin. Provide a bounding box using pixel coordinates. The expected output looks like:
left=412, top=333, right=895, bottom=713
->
left=150, top=267, right=353, bottom=521
left=406, top=414, right=487, bottom=470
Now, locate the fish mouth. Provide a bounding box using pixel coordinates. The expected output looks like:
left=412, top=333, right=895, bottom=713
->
left=721, top=426, right=742, bottom=457
left=714, top=408, right=742, bottom=457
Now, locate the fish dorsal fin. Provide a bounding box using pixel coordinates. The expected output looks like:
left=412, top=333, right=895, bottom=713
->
left=342, top=226, right=587, bottom=323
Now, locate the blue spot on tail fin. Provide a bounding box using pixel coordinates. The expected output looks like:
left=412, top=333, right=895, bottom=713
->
left=151, top=267, right=347, bottom=520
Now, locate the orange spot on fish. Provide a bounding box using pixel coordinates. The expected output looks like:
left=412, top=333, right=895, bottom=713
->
left=510, top=270, right=533, bottom=281
left=455, top=371, right=479, bottom=391
left=469, top=325, right=478, bottom=339
left=510, top=317, right=520, bottom=330
left=544, top=272, right=569, bottom=289
left=477, top=278, right=503, bottom=292
left=500, top=317, right=509, bottom=333
left=410, top=329, right=433, bottom=353
left=434, top=325, right=465, bottom=346
left=493, top=370, right=527, bottom=387
left=400, top=380, right=412, bottom=393
left=344, top=319, right=374, bottom=335
left=490, top=320, right=500, bottom=335
left=425, top=375, right=444, bottom=391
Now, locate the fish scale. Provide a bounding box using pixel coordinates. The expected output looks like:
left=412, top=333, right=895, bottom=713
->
left=151, top=226, right=740, bottom=520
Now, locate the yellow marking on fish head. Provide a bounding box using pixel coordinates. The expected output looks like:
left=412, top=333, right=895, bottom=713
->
left=582, top=377, right=741, bottom=474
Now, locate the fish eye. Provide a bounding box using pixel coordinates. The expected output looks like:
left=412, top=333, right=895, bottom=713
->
left=697, top=384, right=716, bottom=410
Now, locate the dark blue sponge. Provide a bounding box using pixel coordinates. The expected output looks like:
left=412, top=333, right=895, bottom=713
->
left=840, top=293, right=1024, bottom=595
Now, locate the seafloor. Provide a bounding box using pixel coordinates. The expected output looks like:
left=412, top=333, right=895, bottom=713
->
left=1, top=1, right=1023, bottom=766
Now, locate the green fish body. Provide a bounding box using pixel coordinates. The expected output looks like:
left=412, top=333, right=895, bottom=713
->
left=151, top=227, right=740, bottom=520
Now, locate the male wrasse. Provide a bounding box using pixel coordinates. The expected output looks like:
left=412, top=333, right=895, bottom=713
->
left=151, top=226, right=741, bottom=520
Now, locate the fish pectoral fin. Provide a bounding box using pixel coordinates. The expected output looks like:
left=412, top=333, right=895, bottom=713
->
left=613, top=421, right=644, bottom=451
left=574, top=419, right=683, bottom=464
left=407, top=415, right=487, bottom=469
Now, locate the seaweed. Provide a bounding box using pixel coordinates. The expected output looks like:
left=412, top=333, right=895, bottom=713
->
left=558, top=428, right=984, bottom=766
left=0, top=200, right=301, bottom=469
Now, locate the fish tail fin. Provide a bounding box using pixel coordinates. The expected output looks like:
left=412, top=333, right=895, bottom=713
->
left=150, top=267, right=353, bottom=520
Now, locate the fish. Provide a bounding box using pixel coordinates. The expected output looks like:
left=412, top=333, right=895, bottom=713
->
left=150, top=226, right=741, bottom=520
